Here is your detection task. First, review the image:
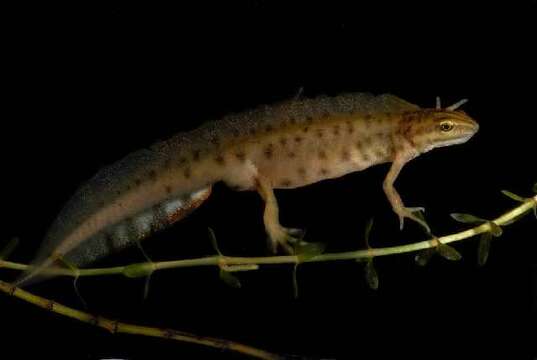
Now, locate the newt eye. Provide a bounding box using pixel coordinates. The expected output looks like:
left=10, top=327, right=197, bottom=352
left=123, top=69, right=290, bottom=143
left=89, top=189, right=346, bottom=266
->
left=439, top=121, right=454, bottom=132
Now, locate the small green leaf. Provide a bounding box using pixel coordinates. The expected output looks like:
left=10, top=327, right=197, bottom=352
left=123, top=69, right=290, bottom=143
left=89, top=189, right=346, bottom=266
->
left=450, top=213, right=487, bottom=224
left=437, top=244, right=462, bottom=261
left=533, top=183, right=537, bottom=194
left=219, top=269, right=241, bottom=289
left=208, top=227, right=221, bottom=255
left=296, top=242, right=326, bottom=262
left=0, top=237, right=19, bottom=260
left=364, top=259, right=379, bottom=290
left=501, top=190, right=526, bottom=203
left=477, top=233, right=492, bottom=267
left=415, top=248, right=435, bottom=266
left=364, top=218, right=374, bottom=248
left=143, top=274, right=152, bottom=301
left=488, top=222, right=503, bottom=237
left=123, top=262, right=155, bottom=278
left=292, top=264, right=299, bottom=299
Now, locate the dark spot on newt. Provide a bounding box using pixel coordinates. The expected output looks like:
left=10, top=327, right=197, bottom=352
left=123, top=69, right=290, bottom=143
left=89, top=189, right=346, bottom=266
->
left=318, top=150, right=327, bottom=159
left=341, top=149, right=350, bottom=161
left=235, top=151, right=246, bottom=162
left=375, top=131, right=387, bottom=140
left=280, top=179, right=293, bottom=187
left=364, top=115, right=373, bottom=128
left=333, top=125, right=340, bottom=136
left=214, top=155, right=225, bottom=165
left=210, top=136, right=220, bottom=145
left=183, top=167, right=191, bottom=178
left=347, top=121, right=354, bottom=134
left=294, top=136, right=303, bottom=143
left=192, top=150, right=201, bottom=161
left=264, top=144, right=274, bottom=159
left=279, top=137, right=287, bottom=146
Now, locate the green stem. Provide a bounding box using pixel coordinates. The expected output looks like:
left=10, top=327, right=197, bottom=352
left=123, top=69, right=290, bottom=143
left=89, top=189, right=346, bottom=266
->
left=0, top=280, right=279, bottom=360
left=2, top=195, right=535, bottom=277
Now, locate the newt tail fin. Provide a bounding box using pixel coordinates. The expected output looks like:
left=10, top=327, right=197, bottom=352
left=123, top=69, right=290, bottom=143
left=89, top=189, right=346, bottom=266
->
left=15, top=186, right=213, bottom=287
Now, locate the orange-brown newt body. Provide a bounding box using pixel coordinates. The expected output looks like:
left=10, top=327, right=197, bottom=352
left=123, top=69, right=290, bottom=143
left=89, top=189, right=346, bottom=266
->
left=17, top=93, right=479, bottom=285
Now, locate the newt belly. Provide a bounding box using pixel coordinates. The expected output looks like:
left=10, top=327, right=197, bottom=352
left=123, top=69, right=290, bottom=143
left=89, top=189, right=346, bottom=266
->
left=17, top=93, right=478, bottom=285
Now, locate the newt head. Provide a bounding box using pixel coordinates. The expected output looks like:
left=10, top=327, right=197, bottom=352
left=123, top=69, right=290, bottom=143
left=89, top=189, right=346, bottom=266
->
left=403, top=98, right=479, bottom=154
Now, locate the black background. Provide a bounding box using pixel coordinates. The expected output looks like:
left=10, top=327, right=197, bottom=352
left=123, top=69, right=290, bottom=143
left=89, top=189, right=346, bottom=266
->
left=1, top=1, right=536, bottom=359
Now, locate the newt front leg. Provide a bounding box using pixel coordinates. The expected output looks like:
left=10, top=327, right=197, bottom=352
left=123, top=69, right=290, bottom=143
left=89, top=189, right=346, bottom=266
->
left=255, top=175, right=304, bottom=253
left=383, top=150, right=431, bottom=234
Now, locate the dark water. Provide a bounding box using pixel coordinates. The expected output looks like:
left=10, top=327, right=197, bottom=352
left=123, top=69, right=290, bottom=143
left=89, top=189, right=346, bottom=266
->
left=2, top=2, right=536, bottom=359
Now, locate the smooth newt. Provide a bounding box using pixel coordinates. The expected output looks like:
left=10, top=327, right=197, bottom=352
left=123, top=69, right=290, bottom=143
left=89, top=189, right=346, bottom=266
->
left=17, top=93, right=479, bottom=285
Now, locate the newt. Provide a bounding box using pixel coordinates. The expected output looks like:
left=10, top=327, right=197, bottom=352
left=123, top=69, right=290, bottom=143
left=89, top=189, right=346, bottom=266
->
left=16, top=93, right=479, bottom=285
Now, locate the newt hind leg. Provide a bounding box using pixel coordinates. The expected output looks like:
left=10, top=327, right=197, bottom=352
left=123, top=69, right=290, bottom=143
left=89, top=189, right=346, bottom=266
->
left=255, top=175, right=305, bottom=253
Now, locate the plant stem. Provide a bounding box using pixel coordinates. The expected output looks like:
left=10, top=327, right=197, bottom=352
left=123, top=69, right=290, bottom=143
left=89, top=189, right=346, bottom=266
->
left=1, top=196, right=535, bottom=277
left=0, top=280, right=279, bottom=359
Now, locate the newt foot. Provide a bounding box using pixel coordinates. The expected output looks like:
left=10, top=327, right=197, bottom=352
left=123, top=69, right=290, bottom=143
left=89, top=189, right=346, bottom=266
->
left=396, top=206, right=431, bottom=234
left=267, top=226, right=306, bottom=254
